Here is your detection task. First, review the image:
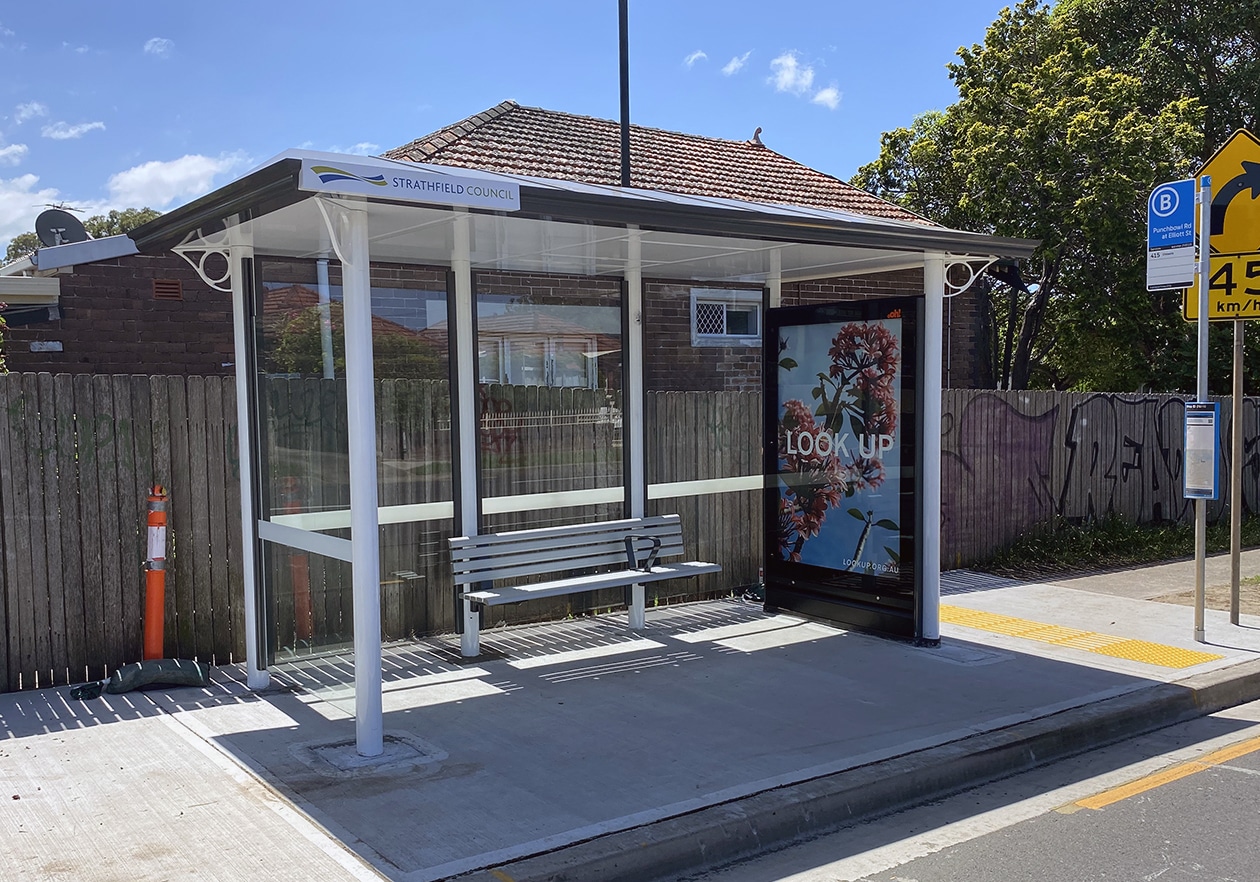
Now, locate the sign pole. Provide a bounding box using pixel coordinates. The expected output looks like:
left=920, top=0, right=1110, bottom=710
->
left=1195, top=175, right=1212, bottom=643
left=1232, top=320, right=1244, bottom=625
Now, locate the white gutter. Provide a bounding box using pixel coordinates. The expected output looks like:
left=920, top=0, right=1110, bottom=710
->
left=0, top=275, right=60, bottom=304
left=0, top=255, right=35, bottom=276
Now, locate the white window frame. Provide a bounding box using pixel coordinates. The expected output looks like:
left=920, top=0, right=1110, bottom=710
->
left=690, top=287, right=763, bottom=347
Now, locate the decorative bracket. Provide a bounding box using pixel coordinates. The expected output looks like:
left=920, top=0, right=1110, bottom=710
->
left=313, top=196, right=363, bottom=266
left=943, top=255, right=1000, bottom=298
left=172, top=226, right=234, bottom=293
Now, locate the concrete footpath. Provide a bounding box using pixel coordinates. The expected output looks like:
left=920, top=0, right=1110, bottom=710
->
left=4, top=554, right=1260, bottom=882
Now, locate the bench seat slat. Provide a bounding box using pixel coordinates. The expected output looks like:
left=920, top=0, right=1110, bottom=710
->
left=464, top=561, right=722, bottom=606
left=451, top=539, right=686, bottom=584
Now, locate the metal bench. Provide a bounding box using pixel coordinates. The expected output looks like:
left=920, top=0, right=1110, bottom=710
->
left=449, top=514, right=721, bottom=656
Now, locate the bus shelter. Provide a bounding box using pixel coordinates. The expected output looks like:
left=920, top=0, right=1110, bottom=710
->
left=129, top=151, right=1035, bottom=756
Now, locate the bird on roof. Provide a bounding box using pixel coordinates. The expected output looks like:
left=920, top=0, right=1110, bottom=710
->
left=749, top=127, right=764, bottom=147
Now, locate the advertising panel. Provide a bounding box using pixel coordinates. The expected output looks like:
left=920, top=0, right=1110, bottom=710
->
left=763, top=297, right=923, bottom=638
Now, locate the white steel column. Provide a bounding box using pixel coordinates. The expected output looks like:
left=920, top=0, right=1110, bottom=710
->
left=768, top=248, right=782, bottom=309
left=337, top=203, right=384, bottom=757
left=921, top=253, right=945, bottom=642
left=453, top=212, right=482, bottom=656
left=626, top=227, right=646, bottom=629
left=229, top=234, right=269, bottom=691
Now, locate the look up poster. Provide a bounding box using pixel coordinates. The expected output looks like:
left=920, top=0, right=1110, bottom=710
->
left=763, top=297, right=924, bottom=639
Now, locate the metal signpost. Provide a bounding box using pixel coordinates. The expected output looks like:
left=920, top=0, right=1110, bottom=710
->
left=1180, top=130, right=1260, bottom=632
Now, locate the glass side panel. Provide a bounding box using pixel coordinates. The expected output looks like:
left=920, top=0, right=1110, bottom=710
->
left=475, top=271, right=623, bottom=526
left=254, top=257, right=458, bottom=659
left=643, top=280, right=764, bottom=597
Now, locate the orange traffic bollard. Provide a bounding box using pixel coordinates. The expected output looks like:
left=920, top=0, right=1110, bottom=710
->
left=279, top=476, right=314, bottom=643
left=143, top=484, right=168, bottom=660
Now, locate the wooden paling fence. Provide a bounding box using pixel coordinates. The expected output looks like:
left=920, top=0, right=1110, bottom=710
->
left=0, top=374, right=244, bottom=692
left=2, top=375, right=1255, bottom=693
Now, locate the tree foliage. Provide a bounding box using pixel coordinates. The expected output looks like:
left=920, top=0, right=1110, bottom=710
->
left=1060, top=0, right=1260, bottom=153
left=853, top=0, right=1209, bottom=391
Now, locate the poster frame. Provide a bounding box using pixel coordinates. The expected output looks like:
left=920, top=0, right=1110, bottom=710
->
left=762, top=296, right=925, bottom=639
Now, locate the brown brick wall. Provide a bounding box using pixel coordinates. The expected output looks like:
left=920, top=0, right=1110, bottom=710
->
left=643, top=279, right=764, bottom=392
left=4, top=253, right=234, bottom=376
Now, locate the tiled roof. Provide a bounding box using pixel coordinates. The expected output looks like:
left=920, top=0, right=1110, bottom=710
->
left=384, top=101, right=928, bottom=224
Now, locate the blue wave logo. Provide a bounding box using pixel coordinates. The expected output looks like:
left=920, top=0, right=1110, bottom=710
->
left=311, top=165, right=388, bottom=187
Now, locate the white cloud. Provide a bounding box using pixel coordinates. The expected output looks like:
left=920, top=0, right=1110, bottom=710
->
left=0, top=144, right=28, bottom=165
left=770, top=51, right=815, bottom=95
left=0, top=24, right=14, bottom=38
left=812, top=86, right=842, bottom=110
left=14, top=102, right=46, bottom=124
left=107, top=152, right=251, bottom=209
left=41, top=121, right=106, bottom=140
left=684, top=50, right=708, bottom=68
left=144, top=37, right=173, bottom=57
left=327, top=142, right=380, bottom=156
left=722, top=52, right=752, bottom=76
left=62, top=41, right=89, bottom=54
left=0, top=173, right=62, bottom=254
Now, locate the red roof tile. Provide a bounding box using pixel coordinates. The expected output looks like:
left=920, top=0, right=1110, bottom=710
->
left=384, top=101, right=928, bottom=224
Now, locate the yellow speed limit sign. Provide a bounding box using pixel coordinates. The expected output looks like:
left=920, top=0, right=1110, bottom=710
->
left=1182, top=130, right=1260, bottom=320
left=1182, top=252, right=1260, bottom=320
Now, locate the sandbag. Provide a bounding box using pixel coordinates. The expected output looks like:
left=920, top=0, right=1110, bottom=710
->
left=69, top=659, right=210, bottom=700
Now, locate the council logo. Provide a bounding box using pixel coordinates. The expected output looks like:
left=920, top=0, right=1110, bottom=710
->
left=311, top=165, right=388, bottom=187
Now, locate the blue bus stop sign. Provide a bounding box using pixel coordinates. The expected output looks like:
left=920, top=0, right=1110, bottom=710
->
left=1147, top=179, right=1196, bottom=291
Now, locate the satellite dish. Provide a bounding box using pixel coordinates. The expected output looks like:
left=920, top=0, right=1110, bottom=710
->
left=35, top=209, right=90, bottom=247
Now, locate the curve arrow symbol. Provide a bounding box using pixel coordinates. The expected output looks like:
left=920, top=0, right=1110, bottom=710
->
left=1210, top=160, right=1260, bottom=236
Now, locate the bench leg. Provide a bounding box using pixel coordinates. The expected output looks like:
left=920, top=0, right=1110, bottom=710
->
left=461, top=598, right=480, bottom=657
left=628, top=583, right=646, bottom=631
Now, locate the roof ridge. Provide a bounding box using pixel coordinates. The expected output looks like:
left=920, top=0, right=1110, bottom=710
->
left=382, top=100, right=520, bottom=160
left=509, top=101, right=771, bottom=149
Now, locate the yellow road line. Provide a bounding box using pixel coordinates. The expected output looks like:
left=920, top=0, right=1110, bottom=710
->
left=1075, top=734, right=1260, bottom=810
left=939, top=605, right=1224, bottom=669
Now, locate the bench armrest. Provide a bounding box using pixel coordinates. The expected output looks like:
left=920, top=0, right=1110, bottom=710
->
left=624, top=535, right=662, bottom=572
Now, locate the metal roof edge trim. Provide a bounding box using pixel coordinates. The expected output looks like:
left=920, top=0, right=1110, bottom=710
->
left=123, top=150, right=1038, bottom=262
left=128, top=158, right=304, bottom=253
left=31, top=234, right=139, bottom=271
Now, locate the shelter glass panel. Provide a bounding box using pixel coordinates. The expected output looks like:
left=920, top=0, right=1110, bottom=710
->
left=475, top=271, right=623, bottom=535
left=254, top=257, right=457, bottom=652
left=263, top=543, right=355, bottom=696
left=643, top=280, right=766, bottom=597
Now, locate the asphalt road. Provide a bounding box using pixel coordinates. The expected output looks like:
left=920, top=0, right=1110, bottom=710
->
left=694, top=700, right=1260, bottom=882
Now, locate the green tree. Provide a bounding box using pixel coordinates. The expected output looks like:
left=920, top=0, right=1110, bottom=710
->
left=4, top=231, right=40, bottom=264
left=853, top=0, right=1202, bottom=390
left=1060, top=0, right=1260, bottom=153
left=82, top=207, right=162, bottom=239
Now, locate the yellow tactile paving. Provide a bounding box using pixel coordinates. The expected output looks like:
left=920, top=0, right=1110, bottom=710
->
left=939, top=605, right=1224, bottom=669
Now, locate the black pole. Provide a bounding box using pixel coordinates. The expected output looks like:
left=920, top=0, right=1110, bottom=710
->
left=619, top=0, right=631, bottom=187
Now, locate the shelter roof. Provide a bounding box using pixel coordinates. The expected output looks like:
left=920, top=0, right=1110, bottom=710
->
left=384, top=101, right=927, bottom=225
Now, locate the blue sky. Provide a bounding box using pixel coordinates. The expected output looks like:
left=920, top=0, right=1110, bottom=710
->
left=0, top=1, right=1012, bottom=253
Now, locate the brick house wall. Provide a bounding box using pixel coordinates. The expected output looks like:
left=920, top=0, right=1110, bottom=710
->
left=4, top=254, right=234, bottom=376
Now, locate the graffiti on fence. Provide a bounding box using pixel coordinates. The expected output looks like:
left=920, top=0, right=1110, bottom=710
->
left=942, top=391, right=1260, bottom=565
